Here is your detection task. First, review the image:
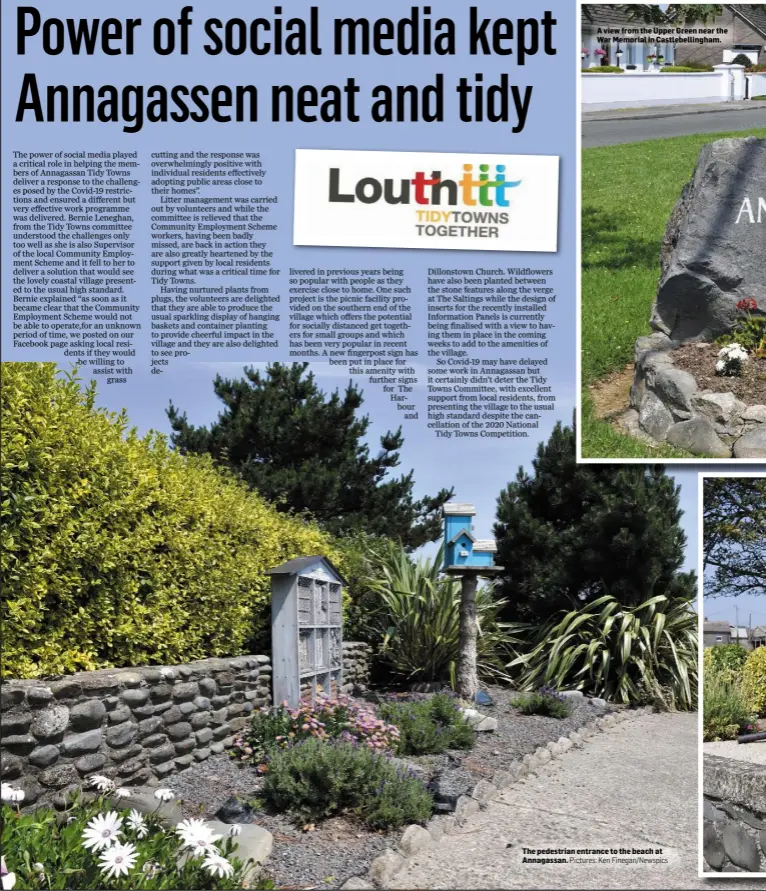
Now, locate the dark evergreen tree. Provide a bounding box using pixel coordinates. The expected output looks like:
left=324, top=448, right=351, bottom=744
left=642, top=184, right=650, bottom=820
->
left=167, top=363, right=452, bottom=549
left=703, top=477, right=766, bottom=598
left=494, top=421, right=695, bottom=622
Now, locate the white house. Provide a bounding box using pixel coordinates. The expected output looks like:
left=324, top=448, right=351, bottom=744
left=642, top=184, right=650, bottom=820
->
left=581, top=6, right=677, bottom=71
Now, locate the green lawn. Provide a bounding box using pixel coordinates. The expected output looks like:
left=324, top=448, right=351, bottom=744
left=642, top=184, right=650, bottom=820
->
left=581, top=128, right=766, bottom=459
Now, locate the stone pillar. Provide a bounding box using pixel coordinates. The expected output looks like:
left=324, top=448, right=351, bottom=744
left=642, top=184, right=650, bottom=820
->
left=714, top=64, right=746, bottom=101
left=456, top=573, right=479, bottom=701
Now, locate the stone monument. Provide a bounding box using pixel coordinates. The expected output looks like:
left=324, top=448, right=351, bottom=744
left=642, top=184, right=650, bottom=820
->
left=625, top=137, right=766, bottom=458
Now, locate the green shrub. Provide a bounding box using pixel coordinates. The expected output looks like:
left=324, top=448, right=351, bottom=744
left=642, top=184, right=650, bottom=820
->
left=262, top=739, right=432, bottom=829
left=378, top=693, right=475, bottom=755
left=507, top=593, right=698, bottom=709
left=742, top=647, right=766, bottom=717
left=703, top=672, right=755, bottom=741
left=360, top=541, right=516, bottom=685
left=1, top=363, right=345, bottom=678
left=707, top=643, right=749, bottom=681
left=582, top=66, right=624, bottom=73
left=731, top=53, right=754, bottom=68
left=0, top=784, right=261, bottom=890
left=229, top=693, right=400, bottom=768
left=513, top=687, right=573, bottom=719
left=660, top=66, right=708, bottom=72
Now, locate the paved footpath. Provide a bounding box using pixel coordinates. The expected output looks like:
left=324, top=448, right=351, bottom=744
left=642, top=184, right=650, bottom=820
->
left=390, top=712, right=766, bottom=890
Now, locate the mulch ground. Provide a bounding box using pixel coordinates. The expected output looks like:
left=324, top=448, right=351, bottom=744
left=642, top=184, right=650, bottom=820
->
left=672, top=343, right=766, bottom=403
left=172, top=686, right=614, bottom=890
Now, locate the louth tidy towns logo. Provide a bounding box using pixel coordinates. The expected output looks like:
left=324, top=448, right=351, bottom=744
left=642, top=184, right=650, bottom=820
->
left=328, top=162, right=522, bottom=239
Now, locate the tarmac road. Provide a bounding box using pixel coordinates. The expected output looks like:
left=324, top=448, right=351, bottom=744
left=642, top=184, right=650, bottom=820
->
left=583, top=104, right=766, bottom=147
left=389, top=711, right=766, bottom=889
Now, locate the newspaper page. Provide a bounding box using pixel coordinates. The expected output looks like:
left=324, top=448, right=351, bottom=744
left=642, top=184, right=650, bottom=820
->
left=1, top=2, right=765, bottom=890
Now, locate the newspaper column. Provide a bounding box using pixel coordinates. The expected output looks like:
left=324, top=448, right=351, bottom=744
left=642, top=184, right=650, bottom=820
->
left=442, top=503, right=503, bottom=701
left=268, top=556, right=347, bottom=709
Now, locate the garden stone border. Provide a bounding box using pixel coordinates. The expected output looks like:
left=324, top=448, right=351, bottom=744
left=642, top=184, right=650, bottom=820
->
left=703, top=756, right=766, bottom=873
left=621, top=332, right=766, bottom=458
left=341, top=704, right=656, bottom=890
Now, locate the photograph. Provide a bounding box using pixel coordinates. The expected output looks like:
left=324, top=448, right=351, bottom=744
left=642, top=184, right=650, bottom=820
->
left=700, top=472, right=766, bottom=875
left=579, top=3, right=766, bottom=461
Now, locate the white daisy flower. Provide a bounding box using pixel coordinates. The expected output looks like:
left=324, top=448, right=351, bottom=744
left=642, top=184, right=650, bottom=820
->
left=1, top=856, right=16, bottom=891
left=126, top=809, right=148, bottom=839
left=113, top=787, right=132, bottom=800
left=228, top=823, right=242, bottom=837
left=175, top=818, right=221, bottom=854
left=98, top=841, right=138, bottom=879
left=88, top=775, right=115, bottom=794
left=153, top=788, right=175, bottom=802
left=82, top=811, right=123, bottom=851
left=1, top=785, right=24, bottom=804
left=202, top=851, right=234, bottom=879
left=142, top=860, right=158, bottom=877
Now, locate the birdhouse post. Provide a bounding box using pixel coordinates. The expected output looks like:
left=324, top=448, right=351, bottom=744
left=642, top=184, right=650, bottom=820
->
left=268, top=555, right=347, bottom=709
left=441, top=503, right=503, bottom=701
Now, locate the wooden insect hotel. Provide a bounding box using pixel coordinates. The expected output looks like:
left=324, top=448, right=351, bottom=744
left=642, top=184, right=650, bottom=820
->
left=267, top=555, right=346, bottom=708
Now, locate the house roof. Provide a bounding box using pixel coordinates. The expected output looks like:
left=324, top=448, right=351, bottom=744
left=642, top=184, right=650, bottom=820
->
left=581, top=5, right=645, bottom=30
left=704, top=621, right=731, bottom=633
left=266, top=555, right=348, bottom=586
left=730, top=5, right=766, bottom=40
left=473, top=539, right=498, bottom=552
left=753, top=626, right=766, bottom=637
left=731, top=626, right=751, bottom=638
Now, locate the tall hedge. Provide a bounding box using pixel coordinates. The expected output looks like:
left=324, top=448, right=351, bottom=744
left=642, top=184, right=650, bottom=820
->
left=1, top=363, right=344, bottom=679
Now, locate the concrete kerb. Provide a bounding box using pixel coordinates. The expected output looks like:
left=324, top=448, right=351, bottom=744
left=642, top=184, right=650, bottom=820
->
left=353, top=704, right=655, bottom=889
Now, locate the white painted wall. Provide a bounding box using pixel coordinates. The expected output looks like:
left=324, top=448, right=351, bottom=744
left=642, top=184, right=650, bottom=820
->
left=747, top=72, right=766, bottom=98
left=582, top=65, right=746, bottom=110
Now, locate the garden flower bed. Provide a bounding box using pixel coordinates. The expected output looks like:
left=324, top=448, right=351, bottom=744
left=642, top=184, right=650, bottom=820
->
left=167, top=687, right=615, bottom=890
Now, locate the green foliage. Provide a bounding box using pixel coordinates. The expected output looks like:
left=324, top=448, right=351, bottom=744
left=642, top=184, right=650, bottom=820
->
left=716, top=319, right=766, bottom=356
left=731, top=53, right=754, bottom=68
left=229, top=694, right=400, bottom=768
left=742, top=647, right=766, bottom=717
left=0, top=792, right=255, bottom=890
left=1, top=363, right=345, bottom=679
left=583, top=66, right=624, bottom=73
left=494, top=421, right=697, bottom=624
left=262, top=739, right=432, bottom=829
left=378, top=693, right=475, bottom=755
left=167, top=363, right=452, bottom=550
left=507, top=593, right=698, bottom=709
left=703, top=477, right=766, bottom=599
left=703, top=672, right=755, bottom=741
left=707, top=644, right=749, bottom=680
left=513, top=688, right=573, bottom=719
left=360, top=541, right=516, bottom=685
left=660, top=65, right=711, bottom=72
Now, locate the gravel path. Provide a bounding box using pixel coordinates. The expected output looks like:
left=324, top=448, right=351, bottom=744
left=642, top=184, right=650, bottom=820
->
left=390, top=712, right=766, bottom=890
left=704, top=740, right=766, bottom=765
left=164, top=687, right=615, bottom=890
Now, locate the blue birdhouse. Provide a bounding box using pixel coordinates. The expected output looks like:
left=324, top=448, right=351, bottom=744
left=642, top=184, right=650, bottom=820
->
left=442, top=503, right=500, bottom=573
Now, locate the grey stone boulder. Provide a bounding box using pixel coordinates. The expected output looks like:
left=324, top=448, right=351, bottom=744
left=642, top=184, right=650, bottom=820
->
left=650, top=367, right=698, bottom=418
left=28, top=745, right=60, bottom=768
left=742, top=405, right=766, bottom=423
left=651, top=137, right=766, bottom=342
left=666, top=417, right=730, bottom=457
left=69, top=699, right=107, bottom=731
left=60, top=729, right=102, bottom=756
left=30, top=705, right=70, bottom=740
left=722, top=823, right=762, bottom=872
left=733, top=426, right=766, bottom=458
left=370, top=849, right=405, bottom=887
left=340, top=878, right=374, bottom=890
left=398, top=824, right=432, bottom=856
left=634, top=331, right=675, bottom=363
left=639, top=391, right=675, bottom=440
left=692, top=391, right=746, bottom=426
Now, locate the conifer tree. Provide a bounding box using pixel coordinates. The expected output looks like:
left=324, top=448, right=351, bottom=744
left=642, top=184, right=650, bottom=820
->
left=494, top=421, right=695, bottom=622
left=167, top=363, right=452, bottom=549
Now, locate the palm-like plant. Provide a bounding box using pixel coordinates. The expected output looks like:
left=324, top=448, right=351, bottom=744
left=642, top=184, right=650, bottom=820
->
left=360, top=541, right=517, bottom=685
left=507, top=592, right=698, bottom=709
